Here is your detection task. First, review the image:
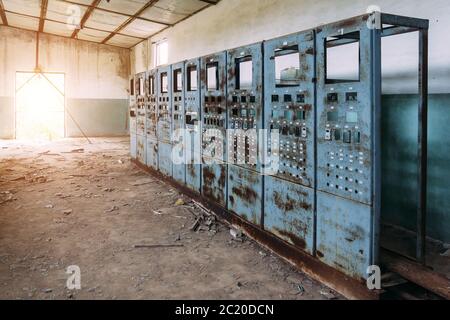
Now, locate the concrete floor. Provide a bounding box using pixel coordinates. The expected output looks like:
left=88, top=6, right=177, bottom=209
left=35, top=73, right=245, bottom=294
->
left=0, top=138, right=340, bottom=300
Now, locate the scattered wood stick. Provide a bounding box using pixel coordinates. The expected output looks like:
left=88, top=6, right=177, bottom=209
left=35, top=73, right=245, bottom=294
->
left=133, top=244, right=184, bottom=249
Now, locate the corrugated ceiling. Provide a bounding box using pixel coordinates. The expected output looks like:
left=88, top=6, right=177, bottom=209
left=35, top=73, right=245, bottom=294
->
left=0, top=0, right=221, bottom=48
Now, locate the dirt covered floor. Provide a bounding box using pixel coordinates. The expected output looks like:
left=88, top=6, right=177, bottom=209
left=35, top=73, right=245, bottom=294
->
left=0, top=138, right=340, bottom=300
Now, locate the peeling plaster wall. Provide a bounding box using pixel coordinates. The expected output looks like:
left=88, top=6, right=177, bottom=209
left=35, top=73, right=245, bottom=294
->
left=0, top=26, right=131, bottom=139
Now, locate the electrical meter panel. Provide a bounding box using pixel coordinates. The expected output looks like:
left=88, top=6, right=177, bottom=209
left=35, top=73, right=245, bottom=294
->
left=184, top=58, right=202, bottom=193
left=315, top=16, right=376, bottom=279
left=157, top=66, right=173, bottom=177
left=200, top=52, right=228, bottom=207
left=129, top=77, right=137, bottom=159
left=226, top=43, right=264, bottom=225
left=172, top=62, right=186, bottom=185
left=263, top=31, right=316, bottom=255
left=136, top=72, right=147, bottom=138
left=146, top=69, right=158, bottom=170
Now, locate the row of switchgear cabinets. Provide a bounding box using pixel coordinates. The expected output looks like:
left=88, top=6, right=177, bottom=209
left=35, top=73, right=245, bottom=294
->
left=129, top=18, right=378, bottom=281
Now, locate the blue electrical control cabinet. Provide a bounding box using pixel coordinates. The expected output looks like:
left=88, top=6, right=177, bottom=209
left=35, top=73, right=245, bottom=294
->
left=172, top=62, right=186, bottom=185
left=315, top=16, right=378, bottom=279
left=226, top=43, right=264, bottom=226
left=200, top=52, right=228, bottom=207
left=131, top=13, right=429, bottom=289
left=136, top=72, right=147, bottom=166
left=184, top=58, right=202, bottom=193
left=157, top=65, right=173, bottom=178
left=129, top=76, right=137, bottom=160
left=146, top=69, right=159, bottom=171
left=263, top=30, right=316, bottom=255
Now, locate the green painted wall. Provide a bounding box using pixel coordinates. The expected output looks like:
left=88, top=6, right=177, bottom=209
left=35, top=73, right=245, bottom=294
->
left=0, top=96, right=14, bottom=139
left=65, top=99, right=129, bottom=137
left=0, top=98, right=129, bottom=139
left=382, top=94, right=450, bottom=243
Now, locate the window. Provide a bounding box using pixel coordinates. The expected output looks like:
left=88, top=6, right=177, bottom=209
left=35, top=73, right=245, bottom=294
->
left=206, top=62, right=219, bottom=91
left=130, top=78, right=134, bottom=95
left=274, top=45, right=301, bottom=87
left=187, top=66, right=198, bottom=91
left=236, top=56, right=252, bottom=90
left=161, top=72, right=168, bottom=93
left=325, top=32, right=360, bottom=83
left=174, top=69, right=182, bottom=92
left=155, top=40, right=168, bottom=67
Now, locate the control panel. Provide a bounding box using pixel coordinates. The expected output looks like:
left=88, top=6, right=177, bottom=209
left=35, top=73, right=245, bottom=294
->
left=129, top=76, right=137, bottom=159
left=200, top=52, right=228, bottom=206
left=135, top=72, right=147, bottom=137
left=316, top=29, right=371, bottom=205
left=264, top=32, right=315, bottom=188
left=201, top=53, right=227, bottom=163
left=184, top=58, right=202, bottom=192
left=146, top=69, right=158, bottom=140
left=157, top=66, right=172, bottom=143
left=172, top=62, right=186, bottom=184
left=227, top=43, right=263, bottom=170
left=263, top=31, right=316, bottom=255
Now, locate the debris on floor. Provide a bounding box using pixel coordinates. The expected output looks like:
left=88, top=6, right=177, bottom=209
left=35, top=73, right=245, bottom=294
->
left=230, top=228, right=245, bottom=242
left=0, top=138, right=340, bottom=300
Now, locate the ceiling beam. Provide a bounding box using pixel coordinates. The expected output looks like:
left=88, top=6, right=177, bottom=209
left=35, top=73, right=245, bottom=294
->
left=0, top=0, right=8, bottom=26
left=71, top=0, right=101, bottom=39
left=3, top=9, right=145, bottom=40
left=38, top=0, right=48, bottom=32
left=101, top=0, right=159, bottom=44
left=60, top=0, right=171, bottom=27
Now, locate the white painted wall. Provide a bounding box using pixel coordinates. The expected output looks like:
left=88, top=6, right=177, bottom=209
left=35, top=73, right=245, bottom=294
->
left=131, top=0, right=450, bottom=94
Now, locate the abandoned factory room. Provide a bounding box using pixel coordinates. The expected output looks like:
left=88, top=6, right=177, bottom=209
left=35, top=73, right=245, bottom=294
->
left=0, top=0, right=449, bottom=307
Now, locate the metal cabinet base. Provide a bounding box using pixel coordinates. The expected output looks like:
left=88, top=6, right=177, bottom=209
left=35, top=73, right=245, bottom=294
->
left=146, top=138, right=158, bottom=171
left=130, top=134, right=137, bottom=159
left=316, top=191, right=372, bottom=280
left=227, top=165, right=262, bottom=226
left=186, top=153, right=202, bottom=193
left=158, top=142, right=173, bottom=178
left=202, top=162, right=227, bottom=208
left=264, top=176, right=315, bottom=255
left=136, top=134, right=146, bottom=165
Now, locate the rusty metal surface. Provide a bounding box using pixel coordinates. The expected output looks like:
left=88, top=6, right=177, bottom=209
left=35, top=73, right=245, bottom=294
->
left=184, top=58, right=202, bottom=193
left=200, top=51, right=228, bottom=207
left=228, top=165, right=262, bottom=226
left=226, top=43, right=264, bottom=225
left=172, top=61, right=186, bottom=185
left=264, top=178, right=314, bottom=255
left=315, top=16, right=377, bottom=280
left=263, top=30, right=316, bottom=255
left=157, top=65, right=173, bottom=177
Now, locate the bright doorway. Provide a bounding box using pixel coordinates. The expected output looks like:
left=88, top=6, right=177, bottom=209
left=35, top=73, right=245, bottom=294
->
left=15, top=72, right=65, bottom=140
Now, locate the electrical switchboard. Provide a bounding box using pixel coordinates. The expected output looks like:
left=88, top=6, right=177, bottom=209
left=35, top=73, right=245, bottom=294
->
left=172, top=62, right=186, bottom=185
left=157, top=66, right=173, bottom=177
left=135, top=72, right=146, bottom=165
left=315, top=16, right=376, bottom=279
left=129, top=13, right=429, bottom=285
left=129, top=76, right=137, bottom=159
left=201, top=52, right=228, bottom=207
left=146, top=69, right=158, bottom=170
left=184, top=58, right=202, bottom=193
left=226, top=43, right=264, bottom=225
left=263, top=31, right=316, bottom=254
